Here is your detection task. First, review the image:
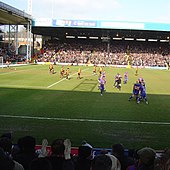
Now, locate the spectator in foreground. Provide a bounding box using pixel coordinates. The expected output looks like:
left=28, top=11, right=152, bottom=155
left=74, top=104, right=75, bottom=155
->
left=92, top=154, right=112, bottom=170
left=13, top=136, right=38, bottom=170
left=137, top=147, right=156, bottom=170
left=0, top=147, right=14, bottom=170
left=46, top=138, right=74, bottom=170
left=0, top=137, right=24, bottom=170
left=29, top=157, right=52, bottom=170
left=73, top=145, right=93, bottom=170
left=92, top=153, right=121, bottom=170
left=112, top=143, right=134, bottom=170
left=154, top=148, right=170, bottom=170
left=127, top=147, right=156, bottom=170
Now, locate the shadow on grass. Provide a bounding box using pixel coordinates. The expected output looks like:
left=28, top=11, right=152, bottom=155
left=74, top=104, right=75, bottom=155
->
left=0, top=87, right=170, bottom=149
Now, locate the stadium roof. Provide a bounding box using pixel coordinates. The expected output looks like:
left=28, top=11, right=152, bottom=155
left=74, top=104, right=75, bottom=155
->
left=31, top=18, right=170, bottom=41
left=0, top=1, right=169, bottom=42
left=32, top=26, right=170, bottom=42
left=0, top=1, right=32, bottom=25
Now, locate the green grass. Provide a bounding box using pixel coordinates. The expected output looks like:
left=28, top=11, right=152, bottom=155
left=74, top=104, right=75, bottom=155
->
left=0, top=65, right=170, bottom=150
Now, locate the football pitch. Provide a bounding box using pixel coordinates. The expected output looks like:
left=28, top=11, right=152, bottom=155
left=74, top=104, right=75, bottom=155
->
left=0, top=64, right=170, bottom=150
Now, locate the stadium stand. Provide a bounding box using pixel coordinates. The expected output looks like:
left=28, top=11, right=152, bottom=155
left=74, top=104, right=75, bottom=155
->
left=33, top=40, right=170, bottom=68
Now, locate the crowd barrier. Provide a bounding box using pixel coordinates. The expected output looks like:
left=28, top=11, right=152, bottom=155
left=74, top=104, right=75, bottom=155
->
left=0, top=62, right=168, bottom=70
left=35, top=145, right=163, bottom=157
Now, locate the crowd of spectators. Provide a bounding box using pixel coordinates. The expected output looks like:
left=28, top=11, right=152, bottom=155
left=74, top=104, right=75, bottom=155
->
left=1, top=40, right=170, bottom=67
left=35, top=40, right=170, bottom=67
left=0, top=133, right=169, bottom=170
left=0, top=47, right=27, bottom=63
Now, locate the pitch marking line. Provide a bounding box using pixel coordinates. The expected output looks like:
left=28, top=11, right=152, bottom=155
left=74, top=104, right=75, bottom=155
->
left=47, top=68, right=89, bottom=88
left=0, top=69, right=26, bottom=75
left=0, top=115, right=170, bottom=125
left=0, top=67, right=37, bottom=76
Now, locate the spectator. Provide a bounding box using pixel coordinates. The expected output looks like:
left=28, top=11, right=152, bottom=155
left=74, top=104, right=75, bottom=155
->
left=0, top=147, right=14, bottom=170
left=91, top=153, right=121, bottom=170
left=13, top=136, right=38, bottom=170
left=127, top=147, right=156, bottom=170
left=0, top=137, right=24, bottom=170
left=106, top=154, right=121, bottom=170
left=73, top=145, right=93, bottom=170
left=46, top=138, right=74, bottom=170
left=29, top=157, right=52, bottom=170
left=154, top=148, right=170, bottom=170
left=112, top=143, right=134, bottom=170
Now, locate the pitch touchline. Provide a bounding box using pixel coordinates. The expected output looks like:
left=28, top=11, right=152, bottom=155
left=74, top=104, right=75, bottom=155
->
left=0, top=115, right=170, bottom=125
left=47, top=68, right=89, bottom=88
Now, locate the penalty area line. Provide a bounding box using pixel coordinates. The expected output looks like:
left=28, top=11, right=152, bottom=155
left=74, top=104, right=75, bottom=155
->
left=0, top=114, right=170, bottom=125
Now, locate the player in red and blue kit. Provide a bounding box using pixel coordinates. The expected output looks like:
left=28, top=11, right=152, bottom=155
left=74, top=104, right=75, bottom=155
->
left=128, top=81, right=141, bottom=103
left=138, top=77, right=145, bottom=88
left=123, top=71, right=128, bottom=84
left=139, top=83, right=148, bottom=104
left=98, top=76, right=106, bottom=96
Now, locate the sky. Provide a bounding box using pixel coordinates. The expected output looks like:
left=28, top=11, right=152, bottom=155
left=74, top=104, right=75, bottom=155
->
left=1, top=0, right=170, bottom=23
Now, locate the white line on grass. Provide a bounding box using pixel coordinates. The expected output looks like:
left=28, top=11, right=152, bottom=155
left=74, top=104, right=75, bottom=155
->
left=0, top=114, right=170, bottom=125
left=0, top=69, right=25, bottom=75
left=0, top=67, right=37, bottom=75
left=47, top=68, right=89, bottom=88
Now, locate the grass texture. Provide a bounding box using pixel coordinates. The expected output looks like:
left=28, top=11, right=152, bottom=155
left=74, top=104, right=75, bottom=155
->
left=0, top=64, right=170, bottom=150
